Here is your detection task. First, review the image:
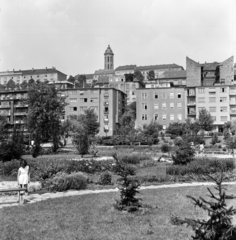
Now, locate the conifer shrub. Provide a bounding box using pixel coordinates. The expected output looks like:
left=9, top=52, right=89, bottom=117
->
left=113, top=154, right=142, bottom=212
left=171, top=172, right=236, bottom=239
left=98, top=171, right=112, bottom=185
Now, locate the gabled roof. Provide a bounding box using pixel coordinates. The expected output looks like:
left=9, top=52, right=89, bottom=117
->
left=19, top=68, right=66, bottom=76
left=159, top=70, right=186, bottom=79
left=94, top=69, right=115, bottom=75
left=115, top=65, right=136, bottom=71
left=135, top=64, right=183, bottom=71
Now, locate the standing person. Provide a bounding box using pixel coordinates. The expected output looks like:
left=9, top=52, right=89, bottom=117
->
left=17, top=159, right=30, bottom=198
left=199, top=143, right=204, bottom=155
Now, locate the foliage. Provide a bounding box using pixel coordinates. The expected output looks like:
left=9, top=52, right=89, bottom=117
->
left=113, top=154, right=142, bottom=212
left=124, top=73, right=134, bottom=82
left=20, top=80, right=28, bottom=90
left=184, top=134, right=205, bottom=145
left=27, top=82, right=67, bottom=157
left=171, top=172, right=236, bottom=240
left=126, top=101, right=136, bottom=119
left=67, top=75, right=75, bottom=84
left=198, top=108, right=214, bottom=132
left=133, top=70, right=144, bottom=82
left=185, top=118, right=201, bottom=136
left=211, top=133, right=219, bottom=145
left=172, top=141, right=195, bottom=165
left=0, top=116, right=8, bottom=142
left=166, top=122, right=185, bottom=138
left=141, top=120, right=161, bottom=145
left=69, top=109, right=100, bottom=155
left=6, top=79, right=16, bottom=89
left=161, top=143, right=171, bottom=154
left=45, top=172, right=87, bottom=192
left=167, top=158, right=235, bottom=176
left=98, top=171, right=112, bottom=185
left=147, top=70, right=155, bottom=80
left=75, top=74, right=86, bottom=88
left=0, top=159, right=20, bottom=176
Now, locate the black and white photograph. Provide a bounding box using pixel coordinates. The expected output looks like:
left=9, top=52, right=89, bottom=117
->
left=0, top=0, right=236, bottom=239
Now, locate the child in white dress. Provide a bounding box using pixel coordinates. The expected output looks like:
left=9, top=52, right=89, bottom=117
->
left=17, top=159, right=30, bottom=196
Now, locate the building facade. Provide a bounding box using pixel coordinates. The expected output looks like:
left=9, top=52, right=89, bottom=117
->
left=64, top=88, right=126, bottom=136
left=136, top=87, right=186, bottom=130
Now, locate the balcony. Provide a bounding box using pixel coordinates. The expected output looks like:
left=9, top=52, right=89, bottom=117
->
left=1, top=112, right=11, bottom=116
left=15, top=104, right=28, bottom=108
left=229, top=90, right=236, bottom=95
left=188, top=111, right=196, bottom=115
left=0, top=105, right=10, bottom=108
left=230, top=101, right=236, bottom=105
left=187, top=102, right=196, bottom=106
left=14, top=112, right=27, bottom=116
left=230, top=110, right=236, bottom=114
left=104, top=111, right=109, bottom=114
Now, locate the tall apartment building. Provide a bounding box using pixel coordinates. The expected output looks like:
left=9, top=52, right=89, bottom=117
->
left=136, top=86, right=186, bottom=130
left=64, top=88, right=126, bottom=136
left=186, top=56, right=235, bottom=132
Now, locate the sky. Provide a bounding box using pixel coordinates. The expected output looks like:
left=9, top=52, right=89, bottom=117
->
left=0, top=0, right=235, bottom=77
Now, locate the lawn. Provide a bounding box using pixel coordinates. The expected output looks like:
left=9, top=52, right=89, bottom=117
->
left=1, top=184, right=236, bottom=240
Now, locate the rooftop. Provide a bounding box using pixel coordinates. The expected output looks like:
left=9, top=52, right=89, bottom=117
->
left=104, top=45, right=114, bottom=55
left=115, top=65, right=136, bottom=71
left=158, top=70, right=186, bottom=79
left=135, top=64, right=184, bottom=71
left=94, top=69, right=115, bottom=75
left=96, top=76, right=109, bottom=84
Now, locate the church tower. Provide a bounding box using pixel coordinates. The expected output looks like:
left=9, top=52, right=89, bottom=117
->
left=104, top=45, right=114, bottom=70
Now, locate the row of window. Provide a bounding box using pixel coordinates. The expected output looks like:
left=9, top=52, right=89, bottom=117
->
left=69, top=98, right=99, bottom=103
left=142, top=102, right=182, bottom=110
left=142, top=114, right=182, bottom=121
left=69, top=106, right=98, bottom=111
left=198, top=87, right=227, bottom=94
left=141, top=92, right=182, bottom=100
left=198, top=97, right=227, bottom=103
left=198, top=106, right=228, bottom=112
left=69, top=90, right=97, bottom=95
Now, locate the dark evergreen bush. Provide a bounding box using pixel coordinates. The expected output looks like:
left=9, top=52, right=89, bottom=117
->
left=99, top=171, right=112, bottom=185
left=171, top=172, right=236, bottom=239
left=0, top=141, right=24, bottom=162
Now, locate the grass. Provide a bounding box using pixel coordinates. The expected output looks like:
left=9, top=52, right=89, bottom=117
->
left=1, top=184, right=236, bottom=240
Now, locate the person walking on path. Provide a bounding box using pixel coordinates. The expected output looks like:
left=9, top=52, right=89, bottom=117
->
left=17, top=159, right=30, bottom=200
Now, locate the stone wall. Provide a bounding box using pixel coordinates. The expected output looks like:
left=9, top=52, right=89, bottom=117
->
left=220, top=56, right=234, bottom=85
left=186, top=57, right=201, bottom=87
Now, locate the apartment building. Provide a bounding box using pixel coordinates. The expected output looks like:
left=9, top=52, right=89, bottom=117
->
left=186, top=56, right=235, bottom=132
left=135, top=64, right=184, bottom=81
left=64, top=88, right=126, bottom=136
left=114, top=65, right=136, bottom=75
left=0, top=68, right=67, bottom=86
left=108, top=75, right=144, bottom=104
left=136, top=86, right=186, bottom=129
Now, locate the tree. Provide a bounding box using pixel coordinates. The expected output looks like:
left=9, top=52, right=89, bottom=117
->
left=67, top=75, right=75, bottom=84
left=27, top=82, right=67, bottom=157
left=75, top=74, right=86, bottom=88
left=124, top=74, right=134, bottom=82
left=126, top=101, right=136, bottom=119
left=133, top=70, right=144, bottom=82
left=166, top=122, right=185, bottom=138
left=69, top=109, right=100, bottom=155
left=147, top=70, right=155, bottom=81
left=0, top=116, right=8, bottom=142
left=20, top=80, right=28, bottom=90
left=172, top=172, right=236, bottom=239
left=184, top=118, right=200, bottom=136
left=28, top=78, right=35, bottom=87
left=6, top=79, right=16, bottom=90
left=142, top=120, right=162, bottom=145
left=198, top=108, right=214, bottom=132
left=0, top=84, right=6, bottom=91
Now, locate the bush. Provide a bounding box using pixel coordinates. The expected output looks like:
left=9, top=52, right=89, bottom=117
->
left=98, top=171, right=112, bottom=185
left=0, top=159, right=20, bottom=176
left=161, top=143, right=171, bottom=154
left=211, top=133, right=218, bottom=145
left=0, top=142, right=24, bottom=162
left=172, top=141, right=195, bottom=165
left=45, top=172, right=88, bottom=192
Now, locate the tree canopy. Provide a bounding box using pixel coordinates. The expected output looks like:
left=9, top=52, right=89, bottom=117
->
left=198, top=108, right=214, bottom=132
left=147, top=70, right=155, bottom=81
left=6, top=79, right=16, bottom=89
left=133, top=70, right=144, bottom=82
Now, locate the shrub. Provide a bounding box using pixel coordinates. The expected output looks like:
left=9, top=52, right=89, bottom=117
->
left=172, top=141, right=195, bottom=165
left=0, top=159, right=20, bottom=176
left=45, top=172, right=88, bottom=192
left=211, top=132, right=218, bottom=145
left=161, top=143, right=171, bottom=154
left=98, top=171, right=112, bottom=185
left=171, top=173, right=236, bottom=239
left=0, top=142, right=24, bottom=162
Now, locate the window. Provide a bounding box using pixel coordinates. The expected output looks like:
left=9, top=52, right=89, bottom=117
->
left=70, top=90, right=77, bottom=95
left=177, top=93, right=181, bottom=98
left=170, top=114, right=174, bottom=121
left=209, top=107, right=216, bottom=112
left=209, top=97, right=216, bottom=103
left=80, top=98, right=87, bottom=102
left=142, top=103, right=148, bottom=110
left=198, top=97, right=205, bottom=103
left=162, top=103, right=166, bottom=109
left=154, top=103, right=158, bottom=110
left=90, top=98, right=98, bottom=103
left=69, top=107, right=77, bottom=111
left=154, top=93, right=158, bottom=99
left=221, top=116, right=227, bottom=122
left=69, top=98, right=77, bottom=102
left=170, top=93, right=174, bottom=98
left=220, top=97, right=227, bottom=102
left=177, top=103, right=182, bottom=109
left=90, top=106, right=98, bottom=111
left=142, top=114, right=147, bottom=120
left=141, top=93, right=147, bottom=99
left=79, top=91, right=84, bottom=95
left=198, top=88, right=205, bottom=94
left=132, top=91, right=135, bottom=95
left=162, top=93, right=166, bottom=99
left=163, top=125, right=166, bottom=130
left=178, top=114, right=182, bottom=121
left=45, top=75, right=47, bottom=77
left=162, top=115, right=166, bottom=121
left=220, top=88, right=226, bottom=93
left=220, top=106, right=227, bottom=112
left=154, top=114, right=158, bottom=120
left=104, top=101, right=109, bottom=105
left=170, top=103, right=174, bottom=109
left=104, top=107, right=109, bottom=113
left=198, top=107, right=205, bottom=112
left=79, top=106, right=87, bottom=111
left=212, top=116, right=216, bottom=121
